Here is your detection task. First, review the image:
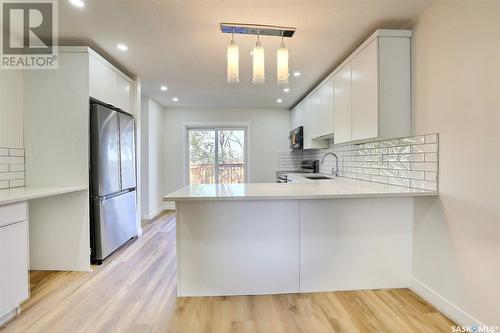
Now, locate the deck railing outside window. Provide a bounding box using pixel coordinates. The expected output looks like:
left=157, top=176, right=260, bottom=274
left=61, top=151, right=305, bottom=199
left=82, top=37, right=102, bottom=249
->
left=189, top=163, right=245, bottom=184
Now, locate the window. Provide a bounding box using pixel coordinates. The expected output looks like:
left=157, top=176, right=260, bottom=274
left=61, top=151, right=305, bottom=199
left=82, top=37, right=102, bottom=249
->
left=187, top=127, right=247, bottom=184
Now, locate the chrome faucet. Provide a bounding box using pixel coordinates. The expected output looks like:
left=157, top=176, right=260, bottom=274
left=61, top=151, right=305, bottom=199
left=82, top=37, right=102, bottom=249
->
left=321, top=152, right=339, bottom=177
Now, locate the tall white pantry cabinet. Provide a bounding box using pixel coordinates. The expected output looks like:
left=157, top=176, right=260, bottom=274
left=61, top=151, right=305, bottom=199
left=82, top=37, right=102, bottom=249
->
left=0, top=47, right=139, bottom=326
left=290, top=29, right=411, bottom=147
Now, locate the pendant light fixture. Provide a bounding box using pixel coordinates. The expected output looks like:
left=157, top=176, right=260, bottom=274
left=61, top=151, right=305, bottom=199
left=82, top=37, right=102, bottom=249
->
left=252, top=33, right=265, bottom=85
left=226, top=29, right=239, bottom=84
left=220, top=23, right=296, bottom=85
left=276, top=33, right=289, bottom=86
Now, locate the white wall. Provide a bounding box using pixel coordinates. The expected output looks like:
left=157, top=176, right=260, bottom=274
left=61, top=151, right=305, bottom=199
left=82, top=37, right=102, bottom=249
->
left=140, top=97, right=150, bottom=219
left=140, top=96, right=165, bottom=219
left=163, top=108, right=290, bottom=195
left=410, top=1, right=500, bottom=326
left=0, top=71, right=24, bottom=148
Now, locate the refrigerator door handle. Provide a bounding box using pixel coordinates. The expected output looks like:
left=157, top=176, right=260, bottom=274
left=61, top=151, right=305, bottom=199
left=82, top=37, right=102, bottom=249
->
left=98, top=188, right=135, bottom=201
left=118, top=113, right=137, bottom=190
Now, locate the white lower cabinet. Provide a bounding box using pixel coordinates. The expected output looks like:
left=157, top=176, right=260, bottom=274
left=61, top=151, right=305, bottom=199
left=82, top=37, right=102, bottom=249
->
left=0, top=202, right=29, bottom=322
left=0, top=220, right=29, bottom=317
left=299, top=198, right=413, bottom=292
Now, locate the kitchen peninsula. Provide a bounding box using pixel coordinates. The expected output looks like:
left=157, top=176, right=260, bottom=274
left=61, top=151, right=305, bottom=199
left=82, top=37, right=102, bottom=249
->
left=164, top=178, right=437, bottom=297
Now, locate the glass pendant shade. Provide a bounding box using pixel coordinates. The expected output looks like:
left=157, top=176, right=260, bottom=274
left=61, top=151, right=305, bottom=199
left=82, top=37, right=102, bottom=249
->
left=277, top=43, right=289, bottom=86
left=227, top=39, right=239, bottom=84
left=252, top=41, right=265, bottom=85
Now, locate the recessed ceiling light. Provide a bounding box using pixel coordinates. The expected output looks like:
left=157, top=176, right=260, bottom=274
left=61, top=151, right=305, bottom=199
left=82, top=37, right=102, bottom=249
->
left=160, top=86, right=168, bottom=91
left=276, top=98, right=283, bottom=103
left=172, top=97, right=179, bottom=102
left=293, top=71, right=301, bottom=77
left=117, top=44, right=128, bottom=52
left=283, top=87, right=290, bottom=93
left=69, top=0, right=85, bottom=8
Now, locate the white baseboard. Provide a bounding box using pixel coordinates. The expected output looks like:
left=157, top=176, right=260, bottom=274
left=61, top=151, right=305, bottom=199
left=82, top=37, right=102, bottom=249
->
left=410, top=277, right=484, bottom=327
left=0, top=307, right=17, bottom=328
left=143, top=202, right=175, bottom=221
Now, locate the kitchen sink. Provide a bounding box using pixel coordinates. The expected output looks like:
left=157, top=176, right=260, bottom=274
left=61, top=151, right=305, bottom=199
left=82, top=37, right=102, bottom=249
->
left=305, top=175, right=335, bottom=180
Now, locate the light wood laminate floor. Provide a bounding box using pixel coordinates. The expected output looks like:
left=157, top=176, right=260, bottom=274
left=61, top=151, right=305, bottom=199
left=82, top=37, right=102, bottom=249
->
left=1, top=212, right=456, bottom=333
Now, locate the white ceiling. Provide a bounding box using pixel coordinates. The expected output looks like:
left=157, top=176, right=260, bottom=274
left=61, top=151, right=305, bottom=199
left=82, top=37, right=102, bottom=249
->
left=58, top=0, right=431, bottom=109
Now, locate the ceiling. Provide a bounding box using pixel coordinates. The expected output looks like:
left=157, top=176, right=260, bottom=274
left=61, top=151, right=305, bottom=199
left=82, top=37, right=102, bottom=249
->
left=57, top=0, right=431, bottom=109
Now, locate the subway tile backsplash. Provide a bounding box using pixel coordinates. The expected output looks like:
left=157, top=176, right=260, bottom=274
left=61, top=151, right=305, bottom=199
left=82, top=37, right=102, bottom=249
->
left=0, top=147, right=25, bottom=189
left=277, top=134, right=439, bottom=191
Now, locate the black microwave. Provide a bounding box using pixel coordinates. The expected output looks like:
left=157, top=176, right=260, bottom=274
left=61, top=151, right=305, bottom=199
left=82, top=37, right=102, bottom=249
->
left=289, top=126, right=303, bottom=150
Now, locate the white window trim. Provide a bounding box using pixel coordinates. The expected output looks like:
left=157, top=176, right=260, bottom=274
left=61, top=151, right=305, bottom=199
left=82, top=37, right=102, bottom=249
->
left=182, top=122, right=250, bottom=186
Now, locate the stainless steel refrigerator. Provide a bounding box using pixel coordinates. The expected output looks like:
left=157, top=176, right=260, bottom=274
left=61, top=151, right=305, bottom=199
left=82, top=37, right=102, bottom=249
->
left=90, top=101, right=137, bottom=264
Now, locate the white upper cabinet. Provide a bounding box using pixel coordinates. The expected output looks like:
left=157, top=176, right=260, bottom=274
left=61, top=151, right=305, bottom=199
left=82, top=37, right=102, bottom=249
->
left=114, top=74, right=132, bottom=112
left=348, top=34, right=411, bottom=143
left=303, top=90, right=319, bottom=144
left=302, top=98, right=313, bottom=147
left=292, top=77, right=333, bottom=149
left=89, top=52, right=134, bottom=113
left=302, top=94, right=328, bottom=150
left=290, top=102, right=303, bottom=130
left=317, top=78, right=334, bottom=138
left=89, top=54, right=115, bottom=106
left=290, top=29, right=411, bottom=148
left=333, top=63, right=352, bottom=144
left=351, top=39, right=379, bottom=141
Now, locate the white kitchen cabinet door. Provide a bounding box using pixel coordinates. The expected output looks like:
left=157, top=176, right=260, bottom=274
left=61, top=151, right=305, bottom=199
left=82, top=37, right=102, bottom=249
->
left=333, top=63, right=352, bottom=144
left=114, top=74, right=132, bottom=113
left=89, top=55, right=115, bottom=105
left=0, top=221, right=29, bottom=316
left=290, top=103, right=303, bottom=130
left=317, top=78, right=335, bottom=138
left=299, top=198, right=412, bottom=292
left=177, top=200, right=300, bottom=296
left=309, top=89, right=322, bottom=138
left=302, top=98, right=312, bottom=149
left=303, top=91, right=328, bottom=149
left=351, top=39, right=379, bottom=141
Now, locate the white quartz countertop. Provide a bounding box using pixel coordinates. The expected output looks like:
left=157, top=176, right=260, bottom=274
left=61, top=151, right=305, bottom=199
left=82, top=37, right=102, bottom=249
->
left=164, top=177, right=437, bottom=201
left=0, top=185, right=88, bottom=206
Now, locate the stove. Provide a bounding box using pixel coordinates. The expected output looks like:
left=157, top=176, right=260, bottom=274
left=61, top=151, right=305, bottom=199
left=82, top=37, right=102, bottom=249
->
left=276, top=160, right=319, bottom=183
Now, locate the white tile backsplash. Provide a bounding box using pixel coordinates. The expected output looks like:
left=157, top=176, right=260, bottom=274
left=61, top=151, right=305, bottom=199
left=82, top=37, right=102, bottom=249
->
left=0, top=147, right=25, bottom=189
left=410, top=162, right=438, bottom=172
left=9, top=148, right=24, bottom=157
left=399, top=154, right=425, bottom=162
left=277, top=133, right=439, bottom=191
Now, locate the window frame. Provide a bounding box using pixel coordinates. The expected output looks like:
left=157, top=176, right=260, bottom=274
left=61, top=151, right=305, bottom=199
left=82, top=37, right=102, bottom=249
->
left=185, top=124, right=249, bottom=185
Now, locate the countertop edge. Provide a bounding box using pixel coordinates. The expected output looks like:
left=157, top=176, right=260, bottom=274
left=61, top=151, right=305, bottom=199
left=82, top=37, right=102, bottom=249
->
left=163, top=191, right=438, bottom=202
left=0, top=185, right=89, bottom=206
